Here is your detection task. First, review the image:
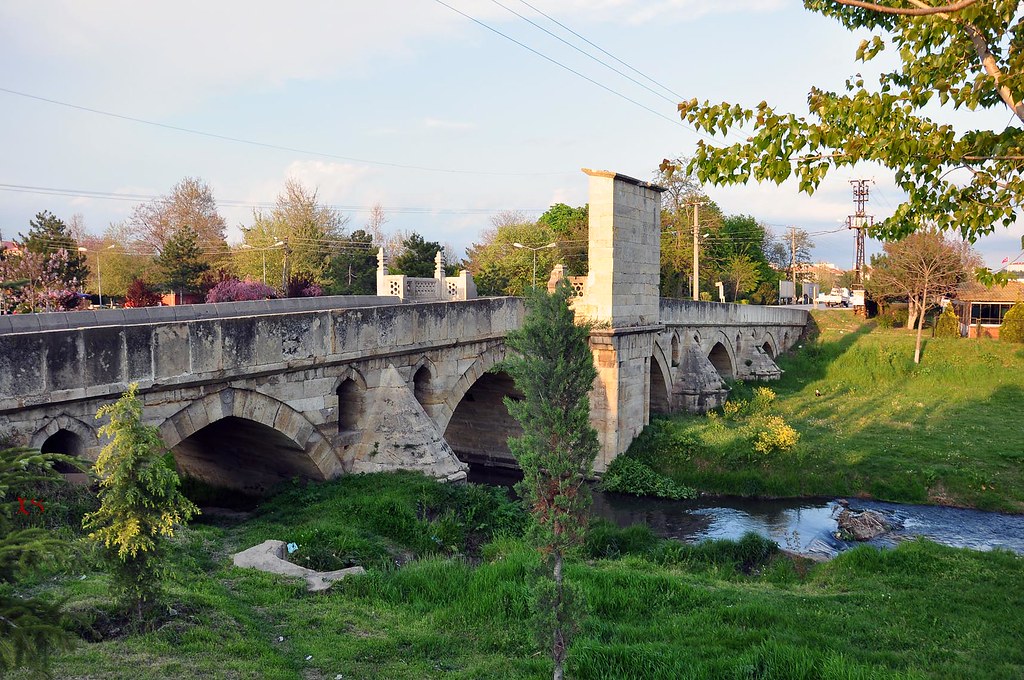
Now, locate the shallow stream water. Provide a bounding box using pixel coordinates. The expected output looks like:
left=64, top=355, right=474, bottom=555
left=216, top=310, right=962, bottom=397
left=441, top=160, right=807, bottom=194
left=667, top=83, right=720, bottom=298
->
left=468, top=467, right=1024, bottom=559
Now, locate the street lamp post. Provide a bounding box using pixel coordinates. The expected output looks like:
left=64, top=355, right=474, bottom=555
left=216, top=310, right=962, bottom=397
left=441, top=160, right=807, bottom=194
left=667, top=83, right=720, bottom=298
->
left=240, top=240, right=286, bottom=284
left=690, top=231, right=710, bottom=301
left=512, top=242, right=557, bottom=290
left=78, top=244, right=116, bottom=307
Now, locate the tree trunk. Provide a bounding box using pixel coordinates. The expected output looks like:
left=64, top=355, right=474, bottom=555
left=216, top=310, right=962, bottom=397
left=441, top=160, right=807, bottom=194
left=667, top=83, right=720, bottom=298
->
left=906, top=297, right=919, bottom=330
left=552, top=550, right=565, bottom=680
left=914, top=283, right=929, bottom=364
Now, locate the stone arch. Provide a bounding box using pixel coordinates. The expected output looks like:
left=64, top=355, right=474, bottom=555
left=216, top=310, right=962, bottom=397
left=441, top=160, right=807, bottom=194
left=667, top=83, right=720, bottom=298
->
left=443, top=368, right=523, bottom=469
left=409, top=355, right=438, bottom=410
left=760, top=332, right=778, bottom=359
left=30, top=415, right=97, bottom=461
left=649, top=349, right=672, bottom=415
left=708, top=341, right=735, bottom=379
left=670, top=332, right=681, bottom=367
left=435, top=342, right=508, bottom=432
left=159, top=388, right=340, bottom=492
left=332, top=366, right=368, bottom=434
left=437, top=342, right=522, bottom=469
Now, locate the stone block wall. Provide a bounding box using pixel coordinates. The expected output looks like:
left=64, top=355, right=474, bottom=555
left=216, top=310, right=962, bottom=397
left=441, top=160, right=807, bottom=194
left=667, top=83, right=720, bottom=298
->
left=574, top=169, right=665, bottom=328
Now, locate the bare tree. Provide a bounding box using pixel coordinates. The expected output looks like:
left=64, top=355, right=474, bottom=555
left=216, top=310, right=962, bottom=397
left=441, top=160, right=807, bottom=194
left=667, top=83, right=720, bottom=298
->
left=490, top=210, right=531, bottom=231
left=869, top=228, right=975, bottom=363
left=364, top=202, right=389, bottom=243
left=67, top=213, right=89, bottom=243
left=128, top=178, right=228, bottom=267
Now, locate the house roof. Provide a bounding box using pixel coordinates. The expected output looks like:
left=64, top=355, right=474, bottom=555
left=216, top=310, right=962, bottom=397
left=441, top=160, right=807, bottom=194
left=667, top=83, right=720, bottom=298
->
left=954, top=280, right=1024, bottom=303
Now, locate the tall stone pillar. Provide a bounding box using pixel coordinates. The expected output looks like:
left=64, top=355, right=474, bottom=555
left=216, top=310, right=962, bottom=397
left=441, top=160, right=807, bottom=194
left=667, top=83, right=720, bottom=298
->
left=575, top=169, right=666, bottom=472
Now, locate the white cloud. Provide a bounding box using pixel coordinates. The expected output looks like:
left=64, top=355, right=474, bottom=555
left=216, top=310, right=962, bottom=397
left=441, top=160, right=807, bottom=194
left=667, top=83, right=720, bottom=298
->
left=0, top=0, right=791, bottom=113
left=0, top=1, right=474, bottom=112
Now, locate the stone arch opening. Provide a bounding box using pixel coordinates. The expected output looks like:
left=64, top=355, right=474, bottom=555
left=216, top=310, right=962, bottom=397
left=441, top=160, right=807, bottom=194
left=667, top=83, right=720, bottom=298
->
left=337, top=378, right=362, bottom=433
left=708, top=342, right=734, bottom=379
left=671, top=333, right=681, bottom=367
left=649, top=357, right=671, bottom=415
left=40, top=429, right=86, bottom=473
left=761, top=342, right=775, bottom=358
left=443, top=370, right=523, bottom=469
left=172, top=416, right=324, bottom=495
left=413, top=365, right=432, bottom=409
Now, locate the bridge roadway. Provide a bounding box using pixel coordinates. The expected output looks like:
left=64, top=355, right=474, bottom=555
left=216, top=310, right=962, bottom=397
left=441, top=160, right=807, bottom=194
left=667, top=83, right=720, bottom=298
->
left=0, top=293, right=806, bottom=494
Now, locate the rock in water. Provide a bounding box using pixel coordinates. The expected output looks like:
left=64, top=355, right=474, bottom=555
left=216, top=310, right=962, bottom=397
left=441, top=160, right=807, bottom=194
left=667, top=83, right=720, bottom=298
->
left=836, top=508, right=894, bottom=541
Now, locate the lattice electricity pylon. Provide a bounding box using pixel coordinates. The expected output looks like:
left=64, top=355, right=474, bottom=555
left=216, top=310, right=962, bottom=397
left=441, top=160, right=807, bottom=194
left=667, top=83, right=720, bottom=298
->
left=847, top=180, right=874, bottom=285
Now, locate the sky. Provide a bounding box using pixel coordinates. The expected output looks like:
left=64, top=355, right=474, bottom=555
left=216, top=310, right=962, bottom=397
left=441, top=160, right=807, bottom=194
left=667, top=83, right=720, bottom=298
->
left=1, top=0, right=1022, bottom=271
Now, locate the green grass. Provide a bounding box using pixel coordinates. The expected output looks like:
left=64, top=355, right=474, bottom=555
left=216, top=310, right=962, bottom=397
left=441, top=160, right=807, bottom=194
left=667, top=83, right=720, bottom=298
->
left=633, top=311, right=1024, bottom=512
left=11, top=473, right=1024, bottom=679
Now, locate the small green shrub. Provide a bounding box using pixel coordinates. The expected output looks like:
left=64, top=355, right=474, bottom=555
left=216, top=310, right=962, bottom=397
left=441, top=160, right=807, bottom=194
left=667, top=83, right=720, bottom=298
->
left=1000, top=300, right=1024, bottom=343
left=934, top=304, right=960, bottom=338
left=599, top=456, right=696, bottom=500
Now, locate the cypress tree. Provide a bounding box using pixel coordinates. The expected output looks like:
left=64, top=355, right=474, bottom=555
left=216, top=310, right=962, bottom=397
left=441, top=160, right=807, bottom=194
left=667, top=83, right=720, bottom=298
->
left=499, top=280, right=599, bottom=680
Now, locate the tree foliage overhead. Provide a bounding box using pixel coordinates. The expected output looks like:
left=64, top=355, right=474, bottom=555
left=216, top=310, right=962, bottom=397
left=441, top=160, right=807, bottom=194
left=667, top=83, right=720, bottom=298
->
left=675, top=0, right=1024, bottom=242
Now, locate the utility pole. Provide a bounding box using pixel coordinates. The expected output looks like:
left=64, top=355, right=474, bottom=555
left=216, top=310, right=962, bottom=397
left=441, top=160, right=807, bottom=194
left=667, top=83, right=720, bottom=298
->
left=789, top=226, right=798, bottom=287
left=688, top=201, right=702, bottom=301
left=847, top=179, right=873, bottom=285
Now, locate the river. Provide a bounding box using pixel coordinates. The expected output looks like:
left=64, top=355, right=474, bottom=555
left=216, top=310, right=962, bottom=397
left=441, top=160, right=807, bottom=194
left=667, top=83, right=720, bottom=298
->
left=468, top=467, right=1024, bottom=559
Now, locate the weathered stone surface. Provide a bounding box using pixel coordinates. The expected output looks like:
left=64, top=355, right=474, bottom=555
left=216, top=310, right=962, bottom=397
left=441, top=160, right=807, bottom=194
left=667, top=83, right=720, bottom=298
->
left=231, top=539, right=365, bottom=592
left=836, top=508, right=896, bottom=541
left=350, top=364, right=468, bottom=481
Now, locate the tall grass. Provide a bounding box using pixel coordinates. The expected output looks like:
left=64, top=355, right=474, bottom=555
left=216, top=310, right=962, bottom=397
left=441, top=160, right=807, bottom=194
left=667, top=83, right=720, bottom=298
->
left=11, top=472, right=1024, bottom=679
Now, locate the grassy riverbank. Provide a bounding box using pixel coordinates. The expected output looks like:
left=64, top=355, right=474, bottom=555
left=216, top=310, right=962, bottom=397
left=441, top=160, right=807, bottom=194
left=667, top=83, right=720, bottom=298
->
left=630, top=311, right=1024, bottom=512
left=11, top=472, right=1024, bottom=679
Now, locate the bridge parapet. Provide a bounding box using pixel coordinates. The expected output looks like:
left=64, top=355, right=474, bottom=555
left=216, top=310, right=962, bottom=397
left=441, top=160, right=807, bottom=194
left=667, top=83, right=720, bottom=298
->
left=660, top=299, right=809, bottom=327
left=0, top=294, right=402, bottom=336
left=0, top=297, right=524, bottom=413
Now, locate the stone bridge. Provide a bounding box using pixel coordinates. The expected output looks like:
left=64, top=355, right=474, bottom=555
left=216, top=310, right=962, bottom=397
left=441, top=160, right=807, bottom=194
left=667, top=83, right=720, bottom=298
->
left=0, top=170, right=807, bottom=493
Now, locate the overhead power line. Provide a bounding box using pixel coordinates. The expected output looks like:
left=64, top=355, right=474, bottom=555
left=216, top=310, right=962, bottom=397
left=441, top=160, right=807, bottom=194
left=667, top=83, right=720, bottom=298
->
left=508, top=0, right=753, bottom=144
left=0, top=87, right=573, bottom=178
left=430, top=0, right=719, bottom=142
left=515, top=0, right=682, bottom=102
left=0, top=183, right=546, bottom=215
left=486, top=0, right=676, bottom=106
